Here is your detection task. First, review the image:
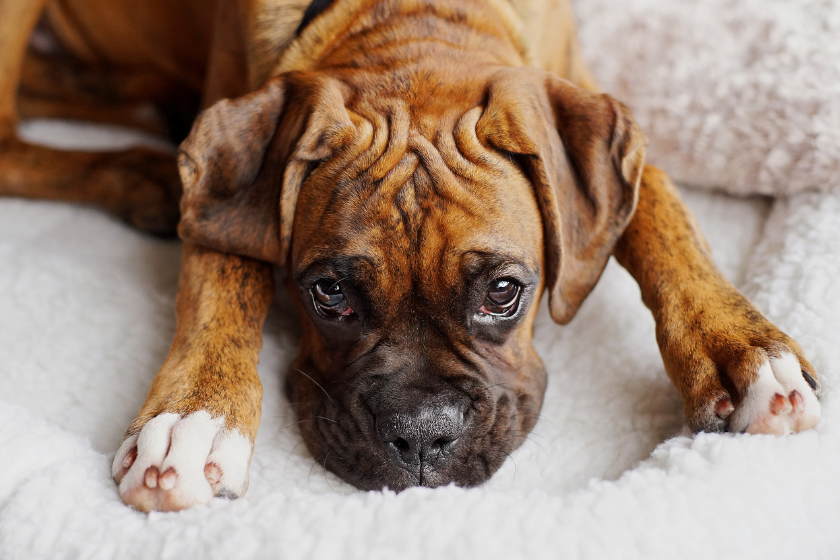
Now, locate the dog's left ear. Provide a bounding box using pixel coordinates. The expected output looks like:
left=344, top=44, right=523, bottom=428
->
left=477, top=68, right=647, bottom=324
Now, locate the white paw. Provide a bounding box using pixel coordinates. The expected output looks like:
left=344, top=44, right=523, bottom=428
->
left=112, top=411, right=252, bottom=512
left=730, top=352, right=821, bottom=435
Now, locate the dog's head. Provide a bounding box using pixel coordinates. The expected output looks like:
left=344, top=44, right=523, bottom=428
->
left=178, top=67, right=645, bottom=490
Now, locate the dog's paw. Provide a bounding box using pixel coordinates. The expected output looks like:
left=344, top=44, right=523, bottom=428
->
left=112, top=411, right=252, bottom=512
left=659, top=290, right=822, bottom=436
left=679, top=338, right=822, bottom=435
left=727, top=352, right=821, bottom=434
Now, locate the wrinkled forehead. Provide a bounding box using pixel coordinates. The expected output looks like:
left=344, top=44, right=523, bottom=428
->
left=290, top=119, right=544, bottom=290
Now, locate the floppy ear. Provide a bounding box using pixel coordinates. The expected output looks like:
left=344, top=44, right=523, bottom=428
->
left=177, top=73, right=355, bottom=265
left=478, top=68, right=647, bottom=324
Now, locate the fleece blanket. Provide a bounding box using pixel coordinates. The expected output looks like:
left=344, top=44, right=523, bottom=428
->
left=2, top=1, right=840, bottom=558
left=575, top=0, right=840, bottom=197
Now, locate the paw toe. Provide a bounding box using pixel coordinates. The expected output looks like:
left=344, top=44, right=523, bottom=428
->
left=715, top=396, right=735, bottom=419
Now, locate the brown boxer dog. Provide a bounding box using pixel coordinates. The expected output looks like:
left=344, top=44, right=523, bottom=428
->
left=0, top=0, right=821, bottom=512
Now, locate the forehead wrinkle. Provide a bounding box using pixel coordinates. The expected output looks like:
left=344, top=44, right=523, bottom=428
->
left=329, top=102, right=499, bottom=207
left=320, top=150, right=421, bottom=245
left=437, top=106, right=510, bottom=180
left=320, top=110, right=387, bottom=199
left=331, top=131, right=485, bottom=244
left=366, top=99, right=411, bottom=181
left=338, top=111, right=387, bottom=183
left=410, top=133, right=488, bottom=219
left=302, top=102, right=531, bottom=285
left=435, top=123, right=475, bottom=181
left=453, top=106, right=496, bottom=167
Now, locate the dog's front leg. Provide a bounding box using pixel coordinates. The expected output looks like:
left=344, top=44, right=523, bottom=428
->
left=613, top=166, right=821, bottom=434
left=112, top=242, right=273, bottom=512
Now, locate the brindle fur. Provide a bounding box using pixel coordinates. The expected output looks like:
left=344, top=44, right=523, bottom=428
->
left=0, top=0, right=820, bottom=510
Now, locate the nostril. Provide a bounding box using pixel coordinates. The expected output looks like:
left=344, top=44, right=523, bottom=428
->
left=393, top=437, right=410, bottom=453
left=376, top=399, right=469, bottom=471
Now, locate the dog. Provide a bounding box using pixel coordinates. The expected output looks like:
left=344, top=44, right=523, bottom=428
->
left=0, top=0, right=822, bottom=512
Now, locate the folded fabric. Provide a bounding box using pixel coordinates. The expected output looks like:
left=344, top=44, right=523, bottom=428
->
left=576, top=0, right=840, bottom=196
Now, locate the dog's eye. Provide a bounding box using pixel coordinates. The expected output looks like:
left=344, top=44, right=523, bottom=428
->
left=312, top=279, right=353, bottom=317
left=479, top=278, right=521, bottom=316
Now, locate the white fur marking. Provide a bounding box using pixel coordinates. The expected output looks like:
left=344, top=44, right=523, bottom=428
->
left=730, top=361, right=784, bottom=433
left=158, top=411, right=223, bottom=504
left=770, top=352, right=821, bottom=431
left=207, top=429, right=253, bottom=497
left=116, top=411, right=253, bottom=511
left=730, top=351, right=821, bottom=435
left=118, top=413, right=180, bottom=496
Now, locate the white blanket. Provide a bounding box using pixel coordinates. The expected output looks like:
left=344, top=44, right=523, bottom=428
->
left=2, top=0, right=840, bottom=557
left=576, top=0, right=840, bottom=197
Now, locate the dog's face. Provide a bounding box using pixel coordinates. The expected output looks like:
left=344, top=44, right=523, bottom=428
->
left=178, top=67, right=646, bottom=490
left=286, top=113, right=548, bottom=489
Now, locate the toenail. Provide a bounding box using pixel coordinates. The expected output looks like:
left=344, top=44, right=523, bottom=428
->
left=802, top=371, right=819, bottom=392
left=158, top=468, right=177, bottom=491
left=205, top=463, right=222, bottom=485
left=123, top=449, right=137, bottom=469
left=769, top=393, right=790, bottom=415
left=715, top=396, right=734, bottom=418
left=144, top=466, right=159, bottom=489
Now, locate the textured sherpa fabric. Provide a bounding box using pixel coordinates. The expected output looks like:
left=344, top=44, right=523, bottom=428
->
left=575, top=0, right=840, bottom=197
left=1, top=117, right=839, bottom=559
left=4, top=3, right=840, bottom=552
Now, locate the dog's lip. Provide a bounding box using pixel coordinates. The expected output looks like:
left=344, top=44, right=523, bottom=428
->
left=311, top=409, right=514, bottom=492
left=334, top=456, right=464, bottom=492
left=293, top=357, right=526, bottom=491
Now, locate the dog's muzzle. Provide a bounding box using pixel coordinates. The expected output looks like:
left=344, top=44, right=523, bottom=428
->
left=375, top=395, right=469, bottom=481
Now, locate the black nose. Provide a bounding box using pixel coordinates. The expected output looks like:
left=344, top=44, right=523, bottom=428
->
left=376, top=401, right=467, bottom=472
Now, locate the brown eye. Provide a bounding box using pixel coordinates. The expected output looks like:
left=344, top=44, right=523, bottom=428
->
left=479, top=278, right=521, bottom=316
left=312, top=279, right=353, bottom=317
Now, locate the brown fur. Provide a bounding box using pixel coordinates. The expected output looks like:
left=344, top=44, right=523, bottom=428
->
left=0, top=0, right=820, bottom=511
left=613, top=167, right=818, bottom=431
left=123, top=243, right=273, bottom=441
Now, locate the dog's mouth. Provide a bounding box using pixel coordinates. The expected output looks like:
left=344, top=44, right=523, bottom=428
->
left=287, top=368, right=539, bottom=491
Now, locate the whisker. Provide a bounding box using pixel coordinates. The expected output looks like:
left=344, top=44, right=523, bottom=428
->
left=282, top=419, right=312, bottom=431
left=307, top=455, right=319, bottom=493
left=516, top=412, right=556, bottom=426
left=512, top=430, right=553, bottom=445
left=284, top=440, right=307, bottom=470
left=322, top=451, right=341, bottom=494
left=293, top=367, right=336, bottom=407
left=338, top=377, right=373, bottom=392
left=282, top=416, right=339, bottom=431
left=484, top=382, right=515, bottom=391
left=501, top=450, right=516, bottom=489
left=509, top=431, right=552, bottom=458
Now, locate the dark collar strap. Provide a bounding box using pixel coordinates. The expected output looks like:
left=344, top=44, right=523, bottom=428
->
left=296, top=0, right=337, bottom=35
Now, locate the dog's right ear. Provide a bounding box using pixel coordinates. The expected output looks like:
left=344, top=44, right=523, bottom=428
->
left=178, top=73, right=355, bottom=265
